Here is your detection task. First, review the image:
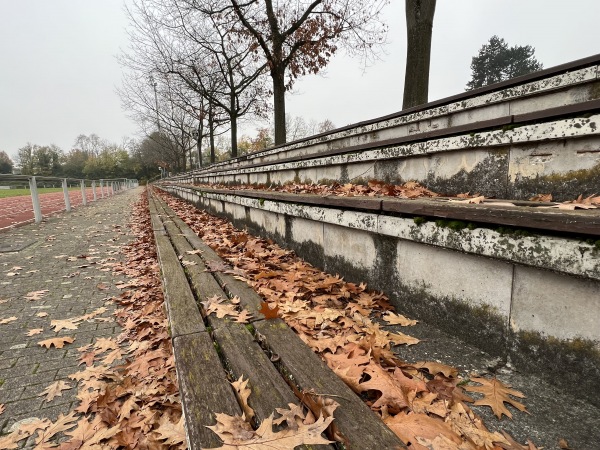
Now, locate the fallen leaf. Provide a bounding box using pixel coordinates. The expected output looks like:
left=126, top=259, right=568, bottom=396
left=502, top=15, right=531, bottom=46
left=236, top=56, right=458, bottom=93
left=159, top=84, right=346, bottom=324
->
left=36, top=312, right=49, bottom=317
left=413, top=361, right=458, bottom=379
left=181, top=259, right=197, bottom=266
left=259, top=301, right=280, bottom=320
left=24, top=290, right=49, bottom=301
left=0, top=403, right=4, bottom=415
left=529, top=193, right=552, bottom=202
left=26, top=328, right=44, bottom=336
left=39, top=380, right=72, bottom=402
left=96, top=282, right=110, bottom=290
left=382, top=312, right=417, bottom=326
left=50, top=319, right=79, bottom=333
left=384, top=412, right=463, bottom=449
left=94, top=337, right=118, bottom=353
left=558, top=438, right=572, bottom=450
left=231, top=375, right=255, bottom=423
left=206, top=413, right=333, bottom=449
left=38, top=336, right=75, bottom=349
left=495, top=430, right=542, bottom=450
left=63, top=417, right=103, bottom=447
left=0, top=316, right=17, bottom=324
left=464, top=377, right=528, bottom=419
left=102, top=347, right=123, bottom=364
left=274, top=403, right=305, bottom=431
left=0, top=430, right=20, bottom=449
left=35, top=411, right=78, bottom=445
left=235, top=310, right=253, bottom=324
left=450, top=195, right=485, bottom=204
left=154, top=414, right=187, bottom=447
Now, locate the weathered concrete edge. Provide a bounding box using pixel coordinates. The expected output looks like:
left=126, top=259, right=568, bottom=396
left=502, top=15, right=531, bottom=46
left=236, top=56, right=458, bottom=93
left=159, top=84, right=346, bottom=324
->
left=187, top=114, right=600, bottom=179
left=190, top=62, right=599, bottom=171
left=163, top=186, right=600, bottom=281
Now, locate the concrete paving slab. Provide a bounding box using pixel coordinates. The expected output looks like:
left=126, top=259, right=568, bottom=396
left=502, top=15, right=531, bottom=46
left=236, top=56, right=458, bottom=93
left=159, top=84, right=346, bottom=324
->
left=0, top=187, right=141, bottom=438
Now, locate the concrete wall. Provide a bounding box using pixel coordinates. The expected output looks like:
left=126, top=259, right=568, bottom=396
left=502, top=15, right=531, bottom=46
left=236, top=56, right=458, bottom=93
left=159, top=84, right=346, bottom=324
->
left=159, top=184, right=600, bottom=405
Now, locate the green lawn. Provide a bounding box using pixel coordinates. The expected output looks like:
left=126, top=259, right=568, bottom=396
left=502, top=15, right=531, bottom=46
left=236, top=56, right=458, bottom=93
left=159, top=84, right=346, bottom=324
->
left=0, top=187, right=79, bottom=198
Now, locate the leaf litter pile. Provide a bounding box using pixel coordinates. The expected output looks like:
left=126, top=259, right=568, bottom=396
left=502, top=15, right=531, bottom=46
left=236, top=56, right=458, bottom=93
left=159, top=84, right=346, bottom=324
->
left=0, top=193, right=186, bottom=449
left=157, top=189, right=540, bottom=450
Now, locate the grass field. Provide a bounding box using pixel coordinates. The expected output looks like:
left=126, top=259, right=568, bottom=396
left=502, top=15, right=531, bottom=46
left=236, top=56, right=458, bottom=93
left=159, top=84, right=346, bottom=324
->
left=0, top=188, right=77, bottom=199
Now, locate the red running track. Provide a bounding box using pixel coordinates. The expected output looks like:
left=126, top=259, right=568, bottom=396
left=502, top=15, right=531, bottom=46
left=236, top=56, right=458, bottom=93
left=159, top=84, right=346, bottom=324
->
left=0, top=188, right=113, bottom=231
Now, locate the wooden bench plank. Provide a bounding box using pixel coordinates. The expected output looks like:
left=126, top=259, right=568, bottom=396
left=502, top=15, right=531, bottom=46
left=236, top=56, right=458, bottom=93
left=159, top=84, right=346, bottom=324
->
left=154, top=196, right=266, bottom=316
left=149, top=196, right=205, bottom=337
left=181, top=186, right=600, bottom=236
left=173, top=332, right=243, bottom=449
left=153, top=195, right=334, bottom=448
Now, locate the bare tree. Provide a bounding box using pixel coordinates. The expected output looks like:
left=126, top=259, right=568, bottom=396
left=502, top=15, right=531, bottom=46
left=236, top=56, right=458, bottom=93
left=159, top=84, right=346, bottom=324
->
left=121, top=0, right=269, bottom=159
left=226, top=0, right=388, bottom=145
left=402, top=0, right=436, bottom=109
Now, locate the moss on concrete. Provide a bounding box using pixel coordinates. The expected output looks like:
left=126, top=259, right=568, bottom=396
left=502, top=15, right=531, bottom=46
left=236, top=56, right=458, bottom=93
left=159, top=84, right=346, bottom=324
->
left=392, top=282, right=508, bottom=358
left=511, top=162, right=600, bottom=202
left=509, top=329, right=600, bottom=407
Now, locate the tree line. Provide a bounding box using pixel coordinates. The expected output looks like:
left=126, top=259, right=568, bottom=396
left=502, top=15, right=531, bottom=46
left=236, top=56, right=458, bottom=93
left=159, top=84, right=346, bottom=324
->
left=3, top=135, right=157, bottom=181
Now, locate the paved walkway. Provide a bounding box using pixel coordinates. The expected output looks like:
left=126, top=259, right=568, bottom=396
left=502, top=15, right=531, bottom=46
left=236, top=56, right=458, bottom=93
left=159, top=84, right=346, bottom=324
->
left=0, top=187, right=141, bottom=435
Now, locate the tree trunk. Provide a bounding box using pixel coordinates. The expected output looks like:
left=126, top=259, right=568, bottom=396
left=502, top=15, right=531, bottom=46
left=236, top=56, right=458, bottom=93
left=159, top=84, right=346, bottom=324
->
left=403, top=0, right=436, bottom=110
left=230, top=115, right=238, bottom=158
left=272, top=68, right=286, bottom=145
left=197, top=119, right=203, bottom=168
left=209, top=106, right=216, bottom=164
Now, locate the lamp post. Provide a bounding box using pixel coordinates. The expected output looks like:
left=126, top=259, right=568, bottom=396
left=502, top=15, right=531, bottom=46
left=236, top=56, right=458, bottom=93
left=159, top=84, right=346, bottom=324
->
left=148, top=74, right=161, bottom=133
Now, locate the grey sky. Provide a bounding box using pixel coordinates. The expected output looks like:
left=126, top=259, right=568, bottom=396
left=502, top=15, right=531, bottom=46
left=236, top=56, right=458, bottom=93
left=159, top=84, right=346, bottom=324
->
left=1, top=1, right=599, bottom=160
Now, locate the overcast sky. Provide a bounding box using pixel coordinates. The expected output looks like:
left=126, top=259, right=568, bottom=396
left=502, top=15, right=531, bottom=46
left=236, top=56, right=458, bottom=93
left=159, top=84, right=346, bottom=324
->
left=1, top=1, right=599, bottom=160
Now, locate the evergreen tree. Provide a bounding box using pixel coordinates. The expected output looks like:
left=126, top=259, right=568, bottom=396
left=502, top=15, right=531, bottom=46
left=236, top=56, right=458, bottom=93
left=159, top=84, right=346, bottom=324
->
left=466, top=36, right=543, bottom=90
left=0, top=151, right=13, bottom=174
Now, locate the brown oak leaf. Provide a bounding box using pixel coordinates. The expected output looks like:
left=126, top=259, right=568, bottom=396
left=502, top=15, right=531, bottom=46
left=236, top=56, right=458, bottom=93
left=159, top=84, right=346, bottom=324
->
left=231, top=375, right=255, bottom=423
left=0, top=317, right=17, bottom=325
left=464, top=377, right=528, bottom=419
left=206, top=413, right=333, bottom=449
left=50, top=319, right=79, bottom=333
left=382, top=312, right=417, bottom=326
left=24, top=290, right=49, bottom=301
left=154, top=414, right=187, bottom=447
left=258, top=301, right=280, bottom=319
left=38, top=336, right=75, bottom=349
left=39, top=380, right=72, bottom=403
left=35, top=411, right=78, bottom=445
left=384, top=412, right=463, bottom=450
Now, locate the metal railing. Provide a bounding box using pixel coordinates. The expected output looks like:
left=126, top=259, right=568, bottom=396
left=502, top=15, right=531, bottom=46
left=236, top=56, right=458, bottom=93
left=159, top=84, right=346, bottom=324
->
left=0, top=174, right=138, bottom=225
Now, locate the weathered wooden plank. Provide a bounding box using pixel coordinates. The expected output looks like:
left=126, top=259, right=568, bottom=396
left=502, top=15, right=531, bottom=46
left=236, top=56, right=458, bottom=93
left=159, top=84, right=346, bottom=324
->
left=149, top=197, right=205, bottom=338
left=253, top=318, right=406, bottom=450
left=212, top=321, right=298, bottom=418
left=154, top=197, right=266, bottom=316
left=381, top=197, right=600, bottom=236
left=173, top=332, right=242, bottom=449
